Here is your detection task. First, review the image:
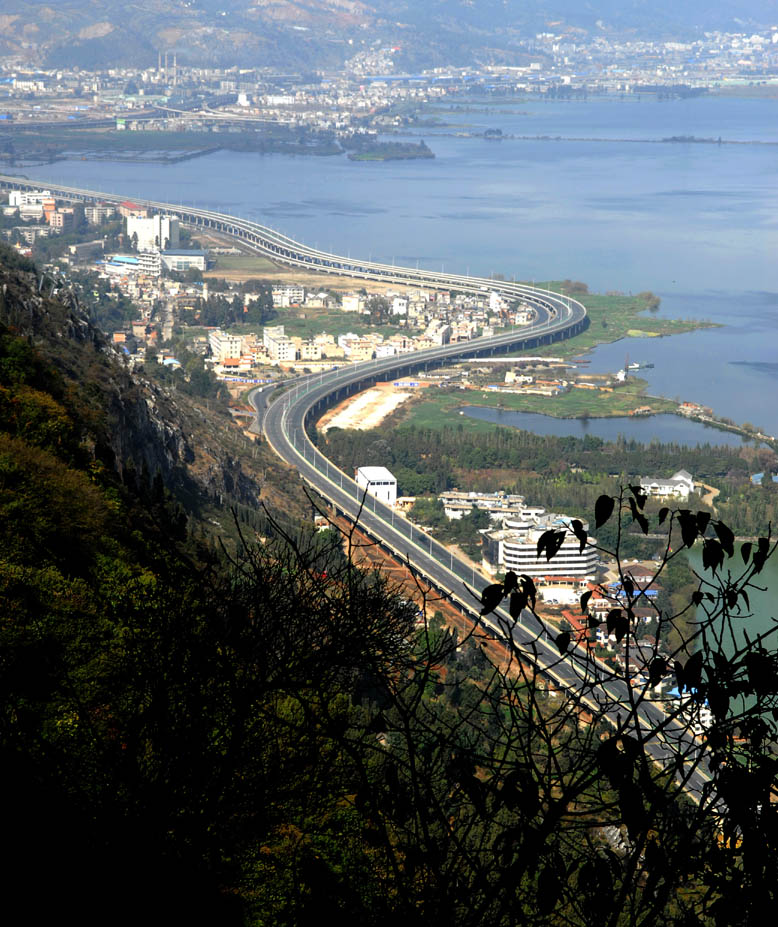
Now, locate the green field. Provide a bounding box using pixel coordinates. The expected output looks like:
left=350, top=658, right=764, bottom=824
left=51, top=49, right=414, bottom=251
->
left=396, top=378, right=678, bottom=432
left=512, top=287, right=714, bottom=360
left=207, top=254, right=279, bottom=275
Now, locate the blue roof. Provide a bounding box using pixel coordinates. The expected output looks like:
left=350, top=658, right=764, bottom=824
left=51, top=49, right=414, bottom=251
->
left=751, top=472, right=778, bottom=485
left=111, top=254, right=139, bottom=265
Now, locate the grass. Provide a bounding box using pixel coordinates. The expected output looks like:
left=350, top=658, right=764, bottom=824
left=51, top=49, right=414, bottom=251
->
left=207, top=254, right=279, bottom=275
left=205, top=244, right=408, bottom=293
left=394, top=392, right=505, bottom=434
left=395, top=378, right=679, bottom=432
left=513, top=287, right=715, bottom=360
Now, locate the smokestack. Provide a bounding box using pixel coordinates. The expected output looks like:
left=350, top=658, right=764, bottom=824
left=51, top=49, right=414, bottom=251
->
left=158, top=50, right=161, bottom=72
left=173, top=53, right=177, bottom=87
left=164, top=51, right=168, bottom=81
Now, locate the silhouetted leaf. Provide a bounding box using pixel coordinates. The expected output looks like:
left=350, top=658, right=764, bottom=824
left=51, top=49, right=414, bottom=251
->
left=619, top=780, right=649, bottom=839
left=681, top=651, right=704, bottom=692
left=628, top=497, right=649, bottom=534
left=606, top=608, right=623, bottom=632
left=696, top=511, right=711, bottom=536
left=597, top=738, right=630, bottom=787
left=702, top=538, right=724, bottom=575
left=555, top=631, right=571, bottom=655
left=648, top=657, right=667, bottom=687
left=713, top=521, right=735, bottom=558
left=658, top=506, right=670, bottom=526
left=606, top=608, right=629, bottom=642
left=537, top=865, right=563, bottom=915
left=674, top=660, right=685, bottom=692
left=509, top=590, right=527, bottom=620
left=594, top=494, right=615, bottom=529
left=536, top=529, right=566, bottom=562
left=580, top=590, right=592, bottom=614
left=677, top=510, right=698, bottom=548
left=691, top=590, right=704, bottom=606
left=629, top=484, right=648, bottom=510
left=480, top=582, right=504, bottom=616
left=503, top=569, right=518, bottom=596
left=746, top=651, right=777, bottom=697
left=521, top=574, right=537, bottom=610
left=623, top=577, right=634, bottom=598
left=498, top=771, right=540, bottom=817
left=741, top=541, right=753, bottom=564
left=708, top=684, right=729, bottom=720
left=570, top=518, right=587, bottom=553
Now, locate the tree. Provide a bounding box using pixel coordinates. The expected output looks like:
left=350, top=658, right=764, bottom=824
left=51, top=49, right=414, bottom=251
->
left=464, top=487, right=778, bottom=925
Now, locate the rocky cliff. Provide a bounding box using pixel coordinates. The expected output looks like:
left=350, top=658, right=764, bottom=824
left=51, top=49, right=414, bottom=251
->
left=0, top=246, right=305, bottom=532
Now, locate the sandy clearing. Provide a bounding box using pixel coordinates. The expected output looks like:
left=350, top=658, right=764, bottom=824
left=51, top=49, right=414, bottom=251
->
left=320, top=384, right=413, bottom=432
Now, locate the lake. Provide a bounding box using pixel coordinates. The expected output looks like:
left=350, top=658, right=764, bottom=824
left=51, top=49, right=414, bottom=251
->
left=458, top=407, right=758, bottom=447
left=20, top=95, right=778, bottom=434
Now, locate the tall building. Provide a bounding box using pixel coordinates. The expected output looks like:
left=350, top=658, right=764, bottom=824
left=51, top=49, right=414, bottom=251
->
left=483, top=514, right=599, bottom=580
left=126, top=214, right=180, bottom=251
left=209, top=330, right=243, bottom=363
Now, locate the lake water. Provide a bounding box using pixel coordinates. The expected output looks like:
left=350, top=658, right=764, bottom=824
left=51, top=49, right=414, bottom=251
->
left=20, top=95, right=778, bottom=434
left=459, top=407, right=757, bottom=447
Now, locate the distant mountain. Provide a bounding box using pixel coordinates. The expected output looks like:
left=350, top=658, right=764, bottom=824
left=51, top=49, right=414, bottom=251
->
left=3, top=0, right=778, bottom=69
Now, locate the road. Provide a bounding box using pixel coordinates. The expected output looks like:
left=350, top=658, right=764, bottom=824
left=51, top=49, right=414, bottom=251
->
left=256, top=354, right=713, bottom=802
left=0, top=170, right=711, bottom=797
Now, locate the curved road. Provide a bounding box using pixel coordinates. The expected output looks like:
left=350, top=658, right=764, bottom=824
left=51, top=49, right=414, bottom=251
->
left=257, top=357, right=712, bottom=801
left=0, top=171, right=710, bottom=795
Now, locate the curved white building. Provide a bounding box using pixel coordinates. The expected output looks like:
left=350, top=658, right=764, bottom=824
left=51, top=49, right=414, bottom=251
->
left=483, top=515, right=599, bottom=580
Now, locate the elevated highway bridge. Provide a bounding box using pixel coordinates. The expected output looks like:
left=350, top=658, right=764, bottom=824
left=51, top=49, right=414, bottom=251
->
left=0, top=172, right=712, bottom=796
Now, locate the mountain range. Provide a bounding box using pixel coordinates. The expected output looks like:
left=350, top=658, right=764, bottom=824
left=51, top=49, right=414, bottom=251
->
left=2, top=1, right=777, bottom=69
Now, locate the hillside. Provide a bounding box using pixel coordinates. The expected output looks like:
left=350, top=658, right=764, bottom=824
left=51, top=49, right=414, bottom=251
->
left=3, top=0, right=777, bottom=68
left=0, top=243, right=307, bottom=535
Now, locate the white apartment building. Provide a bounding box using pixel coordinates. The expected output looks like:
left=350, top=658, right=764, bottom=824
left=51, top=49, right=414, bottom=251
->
left=160, top=250, right=207, bottom=273
left=271, top=284, right=305, bottom=307
left=425, top=321, right=451, bottom=346
left=126, top=214, right=180, bottom=251
left=439, top=490, right=526, bottom=521
left=84, top=204, right=117, bottom=225
left=263, top=325, right=297, bottom=362
left=138, top=250, right=161, bottom=277
left=300, top=341, right=322, bottom=362
left=9, top=189, right=51, bottom=206
left=209, top=329, right=243, bottom=363
left=341, top=294, right=365, bottom=313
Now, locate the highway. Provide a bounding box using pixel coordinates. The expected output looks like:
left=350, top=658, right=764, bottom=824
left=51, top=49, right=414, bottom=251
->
left=257, top=361, right=712, bottom=801
left=0, top=171, right=591, bottom=304
left=0, top=170, right=711, bottom=797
